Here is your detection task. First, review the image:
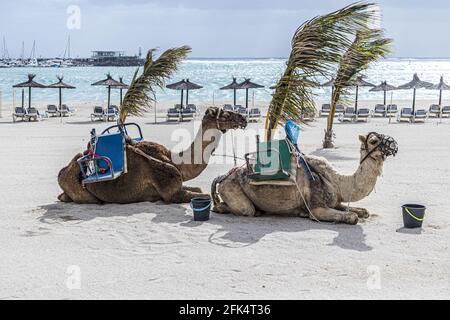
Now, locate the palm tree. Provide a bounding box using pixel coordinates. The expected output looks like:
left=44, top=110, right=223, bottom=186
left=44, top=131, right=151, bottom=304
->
left=265, top=2, right=384, bottom=140
left=119, top=46, right=191, bottom=123
left=323, top=30, right=391, bottom=148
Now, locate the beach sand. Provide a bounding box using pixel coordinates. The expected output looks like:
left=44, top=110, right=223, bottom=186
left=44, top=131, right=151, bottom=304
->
left=0, top=100, right=449, bottom=299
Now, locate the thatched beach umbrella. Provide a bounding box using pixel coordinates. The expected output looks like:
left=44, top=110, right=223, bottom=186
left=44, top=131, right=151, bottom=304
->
left=166, top=79, right=203, bottom=108
left=47, top=76, right=76, bottom=114
left=220, top=77, right=241, bottom=106
left=426, top=76, right=450, bottom=106
left=12, top=74, right=46, bottom=111
left=353, top=76, right=374, bottom=111
left=397, top=73, right=433, bottom=113
left=113, top=77, right=129, bottom=105
left=369, top=81, right=397, bottom=106
left=238, top=79, right=264, bottom=109
left=91, top=73, right=123, bottom=108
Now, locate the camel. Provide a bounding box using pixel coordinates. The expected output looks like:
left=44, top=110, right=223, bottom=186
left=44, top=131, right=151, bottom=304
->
left=212, top=132, right=398, bottom=225
left=57, top=107, right=247, bottom=204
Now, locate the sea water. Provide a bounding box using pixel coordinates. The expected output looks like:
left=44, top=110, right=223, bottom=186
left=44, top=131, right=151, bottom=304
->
left=1, top=58, right=450, bottom=105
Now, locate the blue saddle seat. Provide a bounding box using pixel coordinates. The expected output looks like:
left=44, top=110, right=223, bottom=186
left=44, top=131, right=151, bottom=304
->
left=79, top=131, right=126, bottom=185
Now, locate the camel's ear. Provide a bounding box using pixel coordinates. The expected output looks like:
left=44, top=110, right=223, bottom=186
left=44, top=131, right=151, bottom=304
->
left=359, top=134, right=366, bottom=143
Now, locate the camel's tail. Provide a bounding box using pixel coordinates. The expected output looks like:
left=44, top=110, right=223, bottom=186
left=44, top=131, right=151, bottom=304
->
left=211, top=174, right=227, bottom=205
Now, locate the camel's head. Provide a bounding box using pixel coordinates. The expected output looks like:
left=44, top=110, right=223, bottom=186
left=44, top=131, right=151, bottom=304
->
left=203, top=107, right=247, bottom=133
left=359, top=132, right=398, bottom=163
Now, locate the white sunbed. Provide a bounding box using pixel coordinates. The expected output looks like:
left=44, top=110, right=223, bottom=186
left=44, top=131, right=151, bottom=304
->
left=372, top=104, right=386, bottom=117
left=428, top=104, right=441, bottom=118
left=386, top=104, right=398, bottom=117
left=91, top=106, right=104, bottom=122
left=338, top=107, right=356, bottom=122
left=356, top=108, right=370, bottom=122
left=248, top=108, right=262, bottom=122
left=398, top=107, right=413, bottom=123
left=413, top=109, right=427, bottom=123
left=12, top=107, right=27, bottom=122
left=319, top=104, right=331, bottom=117
left=441, top=106, right=450, bottom=118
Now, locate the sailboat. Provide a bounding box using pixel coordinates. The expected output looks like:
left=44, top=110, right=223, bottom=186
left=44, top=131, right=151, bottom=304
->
left=26, top=41, right=39, bottom=67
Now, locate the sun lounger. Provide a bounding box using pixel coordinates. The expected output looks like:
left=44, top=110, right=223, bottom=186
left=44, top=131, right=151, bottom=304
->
left=234, top=105, right=243, bottom=112
left=77, top=131, right=126, bottom=185
left=57, top=104, right=70, bottom=117
left=372, top=104, right=386, bottom=117
left=12, top=107, right=27, bottom=122
left=441, top=106, right=450, bottom=118
left=46, top=105, right=58, bottom=117
left=356, top=108, right=370, bottom=122
left=25, top=107, right=39, bottom=122
left=187, top=104, right=198, bottom=114
left=398, top=107, right=413, bottom=122
left=166, top=108, right=180, bottom=122
left=104, top=106, right=118, bottom=122
left=223, top=104, right=234, bottom=112
left=237, top=106, right=248, bottom=117
left=413, top=109, right=427, bottom=123
left=91, top=106, right=104, bottom=122
left=338, top=107, right=356, bottom=122
left=428, top=104, right=441, bottom=118
left=248, top=108, right=262, bottom=122
left=319, top=104, right=331, bottom=117
left=335, top=104, right=345, bottom=116
left=386, top=104, right=398, bottom=117
left=181, top=108, right=195, bottom=122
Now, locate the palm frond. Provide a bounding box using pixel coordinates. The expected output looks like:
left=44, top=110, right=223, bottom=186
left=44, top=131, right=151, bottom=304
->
left=119, top=46, right=191, bottom=123
left=266, top=2, right=380, bottom=138
left=327, top=29, right=391, bottom=130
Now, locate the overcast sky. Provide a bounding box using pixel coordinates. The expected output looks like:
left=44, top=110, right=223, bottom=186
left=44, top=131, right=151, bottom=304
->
left=1, top=0, right=449, bottom=58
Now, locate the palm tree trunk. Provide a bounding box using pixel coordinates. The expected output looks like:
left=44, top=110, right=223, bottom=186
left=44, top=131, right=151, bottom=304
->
left=323, top=86, right=336, bottom=148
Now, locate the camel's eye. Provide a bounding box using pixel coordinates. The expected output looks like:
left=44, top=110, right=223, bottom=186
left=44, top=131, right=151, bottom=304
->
left=223, top=112, right=230, bottom=118
left=369, top=139, right=378, bottom=145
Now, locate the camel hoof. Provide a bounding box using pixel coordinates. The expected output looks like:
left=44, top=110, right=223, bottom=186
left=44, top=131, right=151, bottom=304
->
left=346, top=213, right=359, bottom=225
left=358, top=209, right=370, bottom=219
left=58, top=193, right=73, bottom=203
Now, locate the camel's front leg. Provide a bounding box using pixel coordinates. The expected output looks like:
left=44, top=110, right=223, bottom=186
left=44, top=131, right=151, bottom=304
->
left=335, top=204, right=370, bottom=219
left=311, top=207, right=359, bottom=225
left=169, top=189, right=210, bottom=204
left=214, top=174, right=256, bottom=216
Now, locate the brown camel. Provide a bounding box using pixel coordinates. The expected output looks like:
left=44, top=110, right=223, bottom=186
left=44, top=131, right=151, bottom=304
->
left=212, top=132, right=398, bottom=225
left=58, top=107, right=247, bottom=204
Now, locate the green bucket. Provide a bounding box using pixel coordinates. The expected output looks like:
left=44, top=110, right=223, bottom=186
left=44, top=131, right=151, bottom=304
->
left=402, top=204, right=425, bottom=228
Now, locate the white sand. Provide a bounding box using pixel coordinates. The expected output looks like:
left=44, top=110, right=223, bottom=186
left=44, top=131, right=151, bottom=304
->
left=0, top=100, right=449, bottom=300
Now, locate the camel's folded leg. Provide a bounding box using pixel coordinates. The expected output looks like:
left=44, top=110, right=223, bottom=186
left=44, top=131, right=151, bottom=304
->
left=169, top=189, right=210, bottom=204
left=182, top=186, right=203, bottom=193
left=335, top=204, right=370, bottom=219
left=216, top=176, right=256, bottom=217
left=58, top=192, right=73, bottom=203
left=311, top=207, right=359, bottom=225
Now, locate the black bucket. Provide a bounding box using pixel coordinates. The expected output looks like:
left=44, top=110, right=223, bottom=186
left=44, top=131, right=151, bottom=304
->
left=190, top=198, right=212, bottom=221
left=402, top=204, right=426, bottom=228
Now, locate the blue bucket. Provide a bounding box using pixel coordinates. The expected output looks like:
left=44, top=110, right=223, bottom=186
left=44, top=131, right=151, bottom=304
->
left=190, top=198, right=212, bottom=221
left=402, top=204, right=426, bottom=228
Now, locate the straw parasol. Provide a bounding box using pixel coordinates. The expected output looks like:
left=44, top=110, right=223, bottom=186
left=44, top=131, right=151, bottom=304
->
left=353, top=76, right=374, bottom=111
left=426, top=76, right=450, bottom=106
left=113, top=77, right=129, bottom=105
left=220, top=77, right=242, bottom=106
left=12, top=74, right=46, bottom=111
left=91, top=73, right=123, bottom=108
left=238, top=79, right=264, bottom=109
left=166, top=79, right=203, bottom=109
left=369, top=81, right=397, bottom=106
left=397, top=73, right=433, bottom=113
left=47, top=76, right=76, bottom=114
